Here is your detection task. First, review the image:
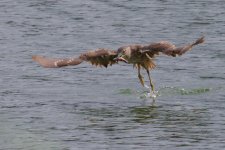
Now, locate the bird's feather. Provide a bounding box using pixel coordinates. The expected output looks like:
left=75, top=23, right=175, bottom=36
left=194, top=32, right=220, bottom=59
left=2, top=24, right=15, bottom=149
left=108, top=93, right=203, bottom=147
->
left=32, top=36, right=204, bottom=69
left=32, top=49, right=117, bottom=68
left=141, top=36, right=205, bottom=57
left=80, top=49, right=118, bottom=67
left=32, top=55, right=83, bottom=68
left=32, top=36, right=205, bottom=90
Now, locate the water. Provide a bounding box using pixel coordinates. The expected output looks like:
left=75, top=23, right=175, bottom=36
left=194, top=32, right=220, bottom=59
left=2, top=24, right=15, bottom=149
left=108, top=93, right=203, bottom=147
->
left=0, top=0, right=225, bottom=149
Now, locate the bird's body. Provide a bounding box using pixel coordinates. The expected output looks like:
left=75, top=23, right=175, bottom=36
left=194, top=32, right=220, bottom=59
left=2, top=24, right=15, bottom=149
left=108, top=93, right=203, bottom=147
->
left=32, top=36, right=205, bottom=93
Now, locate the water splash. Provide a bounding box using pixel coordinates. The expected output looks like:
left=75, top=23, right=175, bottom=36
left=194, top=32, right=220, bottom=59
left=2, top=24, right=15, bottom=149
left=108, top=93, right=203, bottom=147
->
left=141, top=84, right=160, bottom=99
left=145, top=91, right=159, bottom=98
left=118, top=88, right=160, bottom=101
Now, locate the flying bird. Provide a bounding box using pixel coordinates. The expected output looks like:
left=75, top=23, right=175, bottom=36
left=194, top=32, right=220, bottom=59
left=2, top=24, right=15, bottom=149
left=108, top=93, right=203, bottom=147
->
left=32, top=36, right=204, bottom=93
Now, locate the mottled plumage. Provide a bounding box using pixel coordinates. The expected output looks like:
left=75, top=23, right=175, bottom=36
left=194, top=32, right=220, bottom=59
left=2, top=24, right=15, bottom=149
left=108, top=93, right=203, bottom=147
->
left=32, top=36, right=204, bottom=92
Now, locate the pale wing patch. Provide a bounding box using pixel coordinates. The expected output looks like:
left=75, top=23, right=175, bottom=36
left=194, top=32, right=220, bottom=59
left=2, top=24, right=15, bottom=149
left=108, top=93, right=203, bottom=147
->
left=32, top=56, right=83, bottom=68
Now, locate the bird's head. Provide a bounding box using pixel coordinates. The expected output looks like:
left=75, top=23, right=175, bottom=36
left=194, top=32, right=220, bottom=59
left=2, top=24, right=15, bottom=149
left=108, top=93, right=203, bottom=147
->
left=114, top=46, right=132, bottom=63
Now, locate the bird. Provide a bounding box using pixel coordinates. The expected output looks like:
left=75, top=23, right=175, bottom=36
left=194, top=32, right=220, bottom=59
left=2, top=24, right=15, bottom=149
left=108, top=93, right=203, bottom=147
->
left=32, top=36, right=204, bottom=93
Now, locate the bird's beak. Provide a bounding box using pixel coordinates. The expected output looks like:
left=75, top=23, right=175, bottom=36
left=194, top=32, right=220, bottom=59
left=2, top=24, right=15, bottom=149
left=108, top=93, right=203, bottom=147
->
left=114, top=53, right=128, bottom=63
left=116, top=57, right=128, bottom=63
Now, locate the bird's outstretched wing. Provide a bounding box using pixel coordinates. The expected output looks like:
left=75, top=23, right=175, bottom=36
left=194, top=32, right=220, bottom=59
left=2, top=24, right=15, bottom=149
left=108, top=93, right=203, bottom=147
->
left=32, top=55, right=84, bottom=68
left=32, top=48, right=118, bottom=68
left=141, top=36, right=205, bottom=57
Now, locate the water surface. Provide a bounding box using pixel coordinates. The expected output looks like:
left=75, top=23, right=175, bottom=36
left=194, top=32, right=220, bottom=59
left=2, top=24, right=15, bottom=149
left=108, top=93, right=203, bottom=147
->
left=0, top=0, right=225, bottom=149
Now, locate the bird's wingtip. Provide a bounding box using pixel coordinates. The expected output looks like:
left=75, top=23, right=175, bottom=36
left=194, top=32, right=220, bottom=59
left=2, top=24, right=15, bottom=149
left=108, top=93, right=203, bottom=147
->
left=32, top=55, right=36, bottom=60
left=32, top=55, right=43, bottom=61
left=32, top=55, right=56, bottom=68
left=193, top=36, right=205, bottom=46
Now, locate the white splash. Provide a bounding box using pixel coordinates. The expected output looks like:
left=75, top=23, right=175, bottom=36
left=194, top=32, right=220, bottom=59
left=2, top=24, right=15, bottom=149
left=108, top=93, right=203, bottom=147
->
left=145, top=90, right=159, bottom=98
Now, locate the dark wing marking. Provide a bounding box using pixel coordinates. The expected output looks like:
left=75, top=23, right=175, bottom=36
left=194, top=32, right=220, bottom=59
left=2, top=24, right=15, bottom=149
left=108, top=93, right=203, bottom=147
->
left=32, top=48, right=118, bottom=68
left=141, top=36, right=205, bottom=57
left=81, top=49, right=118, bottom=67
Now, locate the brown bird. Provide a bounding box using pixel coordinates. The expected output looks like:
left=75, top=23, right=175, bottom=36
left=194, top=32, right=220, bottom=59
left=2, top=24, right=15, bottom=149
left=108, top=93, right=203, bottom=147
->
left=32, top=36, right=204, bottom=93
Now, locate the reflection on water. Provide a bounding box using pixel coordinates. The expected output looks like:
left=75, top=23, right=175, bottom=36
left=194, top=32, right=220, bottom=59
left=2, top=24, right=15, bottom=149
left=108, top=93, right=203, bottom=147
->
left=130, top=106, right=159, bottom=123
left=66, top=103, right=213, bottom=148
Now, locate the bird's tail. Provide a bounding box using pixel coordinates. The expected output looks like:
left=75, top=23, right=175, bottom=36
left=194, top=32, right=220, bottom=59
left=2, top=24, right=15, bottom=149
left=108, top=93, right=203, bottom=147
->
left=32, top=55, right=83, bottom=68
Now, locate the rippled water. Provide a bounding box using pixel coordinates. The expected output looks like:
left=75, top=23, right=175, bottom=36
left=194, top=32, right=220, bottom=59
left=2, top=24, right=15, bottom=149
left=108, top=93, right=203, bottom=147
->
left=1, top=0, right=225, bottom=149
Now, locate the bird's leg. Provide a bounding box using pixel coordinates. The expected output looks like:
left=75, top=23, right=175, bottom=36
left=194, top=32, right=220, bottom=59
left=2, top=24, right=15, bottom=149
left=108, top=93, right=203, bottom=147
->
left=146, top=69, right=155, bottom=92
left=137, top=65, right=145, bottom=87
